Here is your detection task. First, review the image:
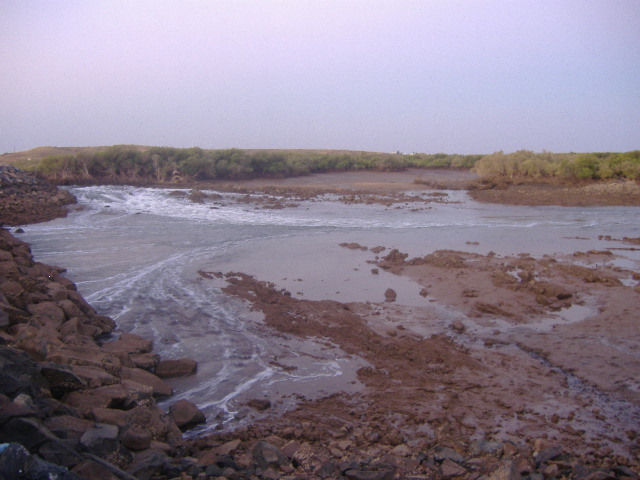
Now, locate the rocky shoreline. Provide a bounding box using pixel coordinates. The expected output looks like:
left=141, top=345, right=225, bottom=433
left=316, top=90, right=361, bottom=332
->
left=1, top=168, right=639, bottom=479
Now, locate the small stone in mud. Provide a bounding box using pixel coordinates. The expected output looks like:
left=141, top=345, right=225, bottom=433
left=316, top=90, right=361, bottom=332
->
left=384, top=288, right=397, bottom=302
left=451, top=319, right=465, bottom=332
left=247, top=398, right=271, bottom=411
left=371, top=268, right=379, bottom=275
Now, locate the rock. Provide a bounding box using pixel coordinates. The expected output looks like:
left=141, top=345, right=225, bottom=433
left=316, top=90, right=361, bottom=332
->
left=384, top=288, right=397, bottom=302
left=0, top=416, right=60, bottom=450
left=101, top=332, right=153, bottom=355
left=534, top=445, right=563, bottom=466
left=70, top=365, right=119, bottom=388
left=129, top=352, right=160, bottom=371
left=488, top=459, right=521, bottom=480
left=246, top=398, right=271, bottom=411
left=211, top=438, right=242, bottom=456
left=451, top=319, right=465, bottom=332
left=389, top=443, right=412, bottom=457
left=169, top=399, right=206, bottom=430
left=0, top=442, right=83, bottom=480
left=65, top=382, right=153, bottom=414
left=155, top=358, right=197, bottom=378
left=79, top=423, right=120, bottom=459
left=0, top=310, right=9, bottom=330
left=72, top=459, right=121, bottom=480
left=43, top=415, right=94, bottom=441
left=0, top=394, right=36, bottom=424
left=315, top=460, right=337, bottom=478
left=39, top=363, right=87, bottom=398
left=344, top=467, right=395, bottom=480
left=46, top=344, right=122, bottom=376
left=252, top=440, right=290, bottom=470
left=126, top=449, right=168, bottom=480
left=39, top=438, right=85, bottom=468
left=431, top=445, right=466, bottom=464
left=0, top=346, right=49, bottom=398
left=91, top=408, right=132, bottom=429
left=469, top=440, right=504, bottom=457
left=381, top=249, right=408, bottom=264
left=27, top=301, right=66, bottom=329
left=121, top=367, right=173, bottom=398
left=441, top=458, right=467, bottom=478
left=120, top=426, right=152, bottom=451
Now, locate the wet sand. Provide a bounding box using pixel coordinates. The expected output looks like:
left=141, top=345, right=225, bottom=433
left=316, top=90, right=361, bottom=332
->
left=189, top=170, right=640, bottom=472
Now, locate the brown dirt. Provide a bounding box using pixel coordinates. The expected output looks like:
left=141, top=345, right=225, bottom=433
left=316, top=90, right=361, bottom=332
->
left=203, top=243, right=640, bottom=473
left=468, top=179, right=640, bottom=206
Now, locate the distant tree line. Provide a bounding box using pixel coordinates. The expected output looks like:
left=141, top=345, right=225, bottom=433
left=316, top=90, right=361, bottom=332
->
left=471, top=150, right=640, bottom=181
left=13, top=146, right=639, bottom=184
left=19, top=146, right=482, bottom=184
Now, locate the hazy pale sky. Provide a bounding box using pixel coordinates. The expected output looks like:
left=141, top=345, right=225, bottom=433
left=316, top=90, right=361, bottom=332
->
left=1, top=1, right=639, bottom=154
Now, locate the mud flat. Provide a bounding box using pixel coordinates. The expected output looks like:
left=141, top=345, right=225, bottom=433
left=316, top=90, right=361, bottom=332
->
left=201, top=243, right=640, bottom=477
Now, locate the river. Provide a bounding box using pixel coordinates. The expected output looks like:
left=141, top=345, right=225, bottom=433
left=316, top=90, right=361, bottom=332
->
left=17, top=184, right=640, bottom=435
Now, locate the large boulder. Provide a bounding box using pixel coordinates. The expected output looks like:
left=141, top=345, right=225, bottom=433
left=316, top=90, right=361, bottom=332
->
left=0, top=346, right=49, bottom=399
left=39, top=363, right=87, bottom=398
left=0, top=442, right=82, bottom=480
left=121, top=367, right=173, bottom=398
left=101, top=333, right=153, bottom=356
left=155, top=358, right=197, bottom=378
left=46, top=344, right=122, bottom=376
left=168, top=399, right=205, bottom=431
left=79, top=423, right=119, bottom=458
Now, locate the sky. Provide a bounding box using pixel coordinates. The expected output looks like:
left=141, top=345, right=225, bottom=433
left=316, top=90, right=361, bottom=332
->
left=1, top=1, right=639, bottom=155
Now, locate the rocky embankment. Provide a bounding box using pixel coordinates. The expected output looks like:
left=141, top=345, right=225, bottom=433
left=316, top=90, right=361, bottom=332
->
left=0, top=227, right=213, bottom=478
left=0, top=169, right=207, bottom=478
left=0, top=165, right=76, bottom=226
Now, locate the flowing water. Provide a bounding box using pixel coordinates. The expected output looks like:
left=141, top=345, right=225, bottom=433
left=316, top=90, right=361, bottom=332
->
left=17, top=185, right=640, bottom=434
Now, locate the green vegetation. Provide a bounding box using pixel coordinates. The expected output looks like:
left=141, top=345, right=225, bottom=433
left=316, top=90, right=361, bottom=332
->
left=4, top=145, right=638, bottom=184
left=471, top=150, right=640, bottom=181
left=8, top=146, right=481, bottom=184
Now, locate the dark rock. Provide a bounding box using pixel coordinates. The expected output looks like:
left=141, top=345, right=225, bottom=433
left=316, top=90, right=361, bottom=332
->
left=101, top=332, right=153, bottom=355
left=39, top=363, right=87, bottom=398
left=534, top=445, right=563, bottom=466
left=469, top=440, right=504, bottom=457
left=0, top=310, right=9, bottom=329
left=205, top=463, right=225, bottom=477
left=0, top=442, right=83, bottom=480
left=38, top=439, right=85, bottom=468
left=155, top=358, right=197, bottom=378
left=431, top=445, right=466, bottom=464
left=129, top=352, right=160, bottom=371
left=440, top=458, right=467, bottom=478
left=247, top=398, right=271, bottom=411
left=127, top=449, right=168, bottom=480
left=344, top=468, right=395, bottom=480
left=121, top=367, right=173, bottom=398
left=120, top=426, right=152, bottom=451
left=489, top=459, right=522, bottom=480
left=0, top=417, right=60, bottom=450
left=252, top=440, right=290, bottom=470
left=384, top=288, right=397, bottom=302
left=72, top=459, right=121, bottom=480
left=0, top=346, right=49, bottom=398
left=169, top=399, right=206, bottom=430
left=79, top=423, right=120, bottom=459
left=315, top=460, right=337, bottom=478
left=43, top=415, right=94, bottom=441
